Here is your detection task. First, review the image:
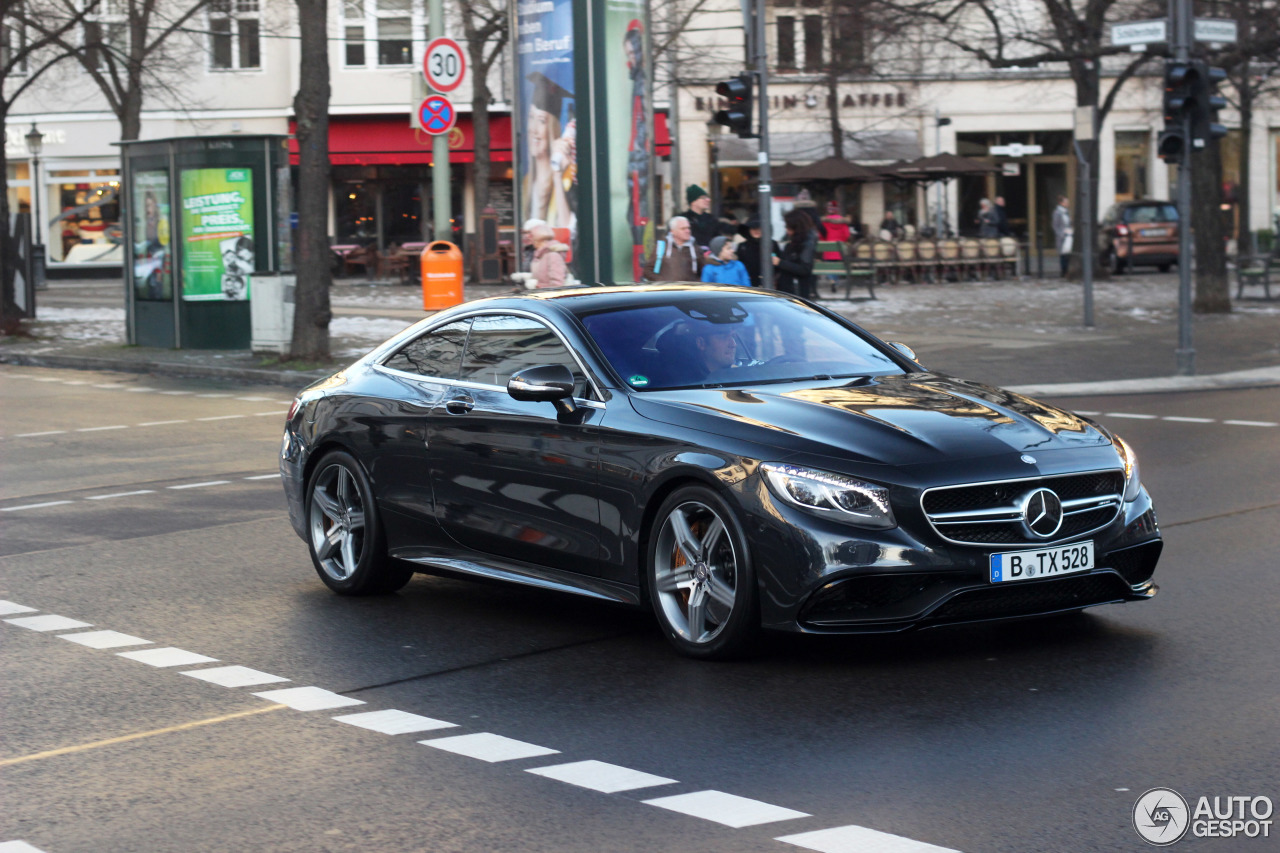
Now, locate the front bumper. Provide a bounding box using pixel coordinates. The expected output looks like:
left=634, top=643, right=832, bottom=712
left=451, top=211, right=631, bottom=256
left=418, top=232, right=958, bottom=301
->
left=748, top=479, right=1162, bottom=634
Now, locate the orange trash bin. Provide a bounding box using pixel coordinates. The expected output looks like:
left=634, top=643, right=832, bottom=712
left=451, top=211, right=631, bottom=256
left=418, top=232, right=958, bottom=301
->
left=420, top=241, right=464, bottom=311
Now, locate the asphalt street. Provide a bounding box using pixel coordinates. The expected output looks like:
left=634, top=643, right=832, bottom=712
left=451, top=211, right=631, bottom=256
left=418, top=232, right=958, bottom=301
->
left=1, top=365, right=1277, bottom=853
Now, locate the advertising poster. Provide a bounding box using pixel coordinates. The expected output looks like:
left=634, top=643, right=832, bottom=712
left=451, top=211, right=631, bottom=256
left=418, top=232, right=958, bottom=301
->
left=515, top=0, right=577, bottom=266
left=180, top=168, right=255, bottom=301
left=603, top=0, right=652, bottom=282
left=133, top=170, right=172, bottom=300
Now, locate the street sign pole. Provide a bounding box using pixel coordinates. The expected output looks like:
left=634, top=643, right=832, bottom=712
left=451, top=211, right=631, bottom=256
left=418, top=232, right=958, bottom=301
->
left=1171, top=0, right=1195, bottom=375
left=429, top=0, right=450, bottom=243
left=755, top=0, right=774, bottom=291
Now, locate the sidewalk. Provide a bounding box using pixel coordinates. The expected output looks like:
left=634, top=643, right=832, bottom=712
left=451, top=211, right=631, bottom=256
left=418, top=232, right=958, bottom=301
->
left=2, top=274, right=1277, bottom=397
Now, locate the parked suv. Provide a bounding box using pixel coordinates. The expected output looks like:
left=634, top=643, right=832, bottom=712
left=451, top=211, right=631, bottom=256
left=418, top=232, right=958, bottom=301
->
left=1098, top=200, right=1179, bottom=273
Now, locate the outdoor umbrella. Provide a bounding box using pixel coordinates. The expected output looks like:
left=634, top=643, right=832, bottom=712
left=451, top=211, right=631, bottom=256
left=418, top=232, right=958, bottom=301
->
left=781, top=156, right=881, bottom=183
left=771, top=162, right=803, bottom=182
left=893, top=152, right=998, bottom=179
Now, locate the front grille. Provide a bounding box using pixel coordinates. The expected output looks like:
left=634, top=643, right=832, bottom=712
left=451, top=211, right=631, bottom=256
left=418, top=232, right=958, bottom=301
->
left=800, top=573, right=953, bottom=624
left=922, top=470, right=1124, bottom=547
left=928, top=574, right=1129, bottom=622
left=1104, top=541, right=1163, bottom=586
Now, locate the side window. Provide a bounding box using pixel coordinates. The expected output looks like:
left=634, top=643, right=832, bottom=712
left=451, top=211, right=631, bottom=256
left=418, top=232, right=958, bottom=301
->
left=382, top=319, right=470, bottom=378
left=459, top=314, right=591, bottom=398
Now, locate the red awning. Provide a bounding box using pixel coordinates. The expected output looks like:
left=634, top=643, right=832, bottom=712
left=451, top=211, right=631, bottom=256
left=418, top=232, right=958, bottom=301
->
left=288, top=111, right=670, bottom=166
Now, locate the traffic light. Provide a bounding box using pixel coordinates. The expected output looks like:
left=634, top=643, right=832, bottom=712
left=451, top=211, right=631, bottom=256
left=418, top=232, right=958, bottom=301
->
left=1163, top=61, right=1196, bottom=128
left=713, top=73, right=753, bottom=138
left=1157, top=129, right=1184, bottom=162
left=1191, top=63, right=1228, bottom=148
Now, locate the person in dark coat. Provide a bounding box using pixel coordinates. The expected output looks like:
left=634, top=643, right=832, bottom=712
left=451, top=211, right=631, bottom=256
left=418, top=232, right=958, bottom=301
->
left=774, top=208, right=818, bottom=298
left=994, top=195, right=1014, bottom=237
left=681, top=185, right=719, bottom=249
left=735, top=216, right=777, bottom=288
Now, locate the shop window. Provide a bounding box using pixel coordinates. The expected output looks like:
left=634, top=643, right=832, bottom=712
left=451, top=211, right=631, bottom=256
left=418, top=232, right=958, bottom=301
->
left=49, top=170, right=122, bottom=265
left=1113, top=131, right=1149, bottom=203
left=209, top=0, right=261, bottom=70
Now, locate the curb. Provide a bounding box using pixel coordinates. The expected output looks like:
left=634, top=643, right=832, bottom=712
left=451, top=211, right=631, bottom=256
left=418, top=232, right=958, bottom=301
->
left=1006, top=365, right=1280, bottom=398
left=0, top=351, right=331, bottom=388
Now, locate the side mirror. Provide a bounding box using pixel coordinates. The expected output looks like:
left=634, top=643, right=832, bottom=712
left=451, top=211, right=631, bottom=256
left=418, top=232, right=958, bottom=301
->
left=888, top=341, right=920, bottom=363
left=508, top=364, right=577, bottom=415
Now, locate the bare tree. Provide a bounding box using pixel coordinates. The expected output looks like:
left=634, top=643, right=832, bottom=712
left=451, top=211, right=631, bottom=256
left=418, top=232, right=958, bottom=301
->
left=1, top=0, right=99, bottom=336
left=290, top=0, right=331, bottom=361
left=458, top=0, right=509, bottom=215
left=887, top=0, right=1162, bottom=276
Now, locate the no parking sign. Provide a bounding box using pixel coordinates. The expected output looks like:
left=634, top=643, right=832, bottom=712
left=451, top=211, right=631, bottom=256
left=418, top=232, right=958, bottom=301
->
left=418, top=95, right=458, bottom=136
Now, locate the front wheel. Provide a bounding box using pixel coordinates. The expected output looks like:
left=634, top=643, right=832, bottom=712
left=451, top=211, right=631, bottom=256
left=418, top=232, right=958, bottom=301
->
left=1108, top=248, right=1125, bottom=275
left=647, top=485, right=759, bottom=659
left=306, top=450, right=413, bottom=595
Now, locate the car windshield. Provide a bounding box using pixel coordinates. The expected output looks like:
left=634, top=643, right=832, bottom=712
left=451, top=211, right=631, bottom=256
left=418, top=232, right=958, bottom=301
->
left=577, top=295, right=906, bottom=390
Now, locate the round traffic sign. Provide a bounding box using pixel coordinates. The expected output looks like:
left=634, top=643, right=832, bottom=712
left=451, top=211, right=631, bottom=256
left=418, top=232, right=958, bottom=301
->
left=423, top=37, right=466, bottom=93
left=418, top=95, right=458, bottom=136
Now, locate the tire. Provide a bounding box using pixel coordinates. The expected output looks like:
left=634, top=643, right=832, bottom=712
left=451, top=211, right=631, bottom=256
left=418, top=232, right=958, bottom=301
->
left=1108, top=248, right=1125, bottom=275
left=305, top=450, right=413, bottom=595
left=646, top=485, right=759, bottom=660
left=1157, top=264, right=1171, bottom=273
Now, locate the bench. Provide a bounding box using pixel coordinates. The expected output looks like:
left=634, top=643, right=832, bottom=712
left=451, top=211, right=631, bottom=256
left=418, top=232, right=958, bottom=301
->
left=1236, top=254, right=1273, bottom=300
left=814, top=241, right=875, bottom=300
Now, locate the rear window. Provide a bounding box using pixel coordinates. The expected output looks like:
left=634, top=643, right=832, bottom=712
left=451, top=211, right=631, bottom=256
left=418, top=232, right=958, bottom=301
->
left=1123, top=204, right=1178, bottom=223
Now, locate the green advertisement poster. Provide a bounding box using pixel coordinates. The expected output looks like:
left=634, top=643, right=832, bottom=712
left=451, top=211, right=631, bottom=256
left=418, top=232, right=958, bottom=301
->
left=180, top=168, right=255, bottom=301
left=602, top=0, right=652, bottom=283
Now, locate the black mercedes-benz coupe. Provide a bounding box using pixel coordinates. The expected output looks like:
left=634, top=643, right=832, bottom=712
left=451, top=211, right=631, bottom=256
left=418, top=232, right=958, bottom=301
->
left=280, top=284, right=1162, bottom=658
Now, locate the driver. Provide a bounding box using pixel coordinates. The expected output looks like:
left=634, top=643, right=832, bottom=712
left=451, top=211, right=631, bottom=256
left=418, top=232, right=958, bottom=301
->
left=694, top=326, right=737, bottom=377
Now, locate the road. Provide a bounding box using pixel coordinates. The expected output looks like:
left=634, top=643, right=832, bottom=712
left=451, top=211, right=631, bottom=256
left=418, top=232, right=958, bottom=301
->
left=1, top=366, right=1276, bottom=853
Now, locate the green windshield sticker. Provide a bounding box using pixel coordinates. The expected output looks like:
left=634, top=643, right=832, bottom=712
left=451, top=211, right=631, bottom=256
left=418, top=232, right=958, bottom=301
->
left=629, top=375, right=650, bottom=387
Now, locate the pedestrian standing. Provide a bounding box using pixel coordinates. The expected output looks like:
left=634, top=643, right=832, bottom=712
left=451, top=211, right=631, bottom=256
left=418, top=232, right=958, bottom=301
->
left=643, top=215, right=704, bottom=282
left=681, top=185, right=719, bottom=248
left=701, top=236, right=751, bottom=287
left=528, top=223, right=569, bottom=288
left=774, top=209, right=818, bottom=298
left=736, top=216, right=777, bottom=288
left=522, top=218, right=548, bottom=269
left=994, top=196, right=1014, bottom=237
left=1052, top=195, right=1072, bottom=277
left=977, top=199, right=1000, bottom=238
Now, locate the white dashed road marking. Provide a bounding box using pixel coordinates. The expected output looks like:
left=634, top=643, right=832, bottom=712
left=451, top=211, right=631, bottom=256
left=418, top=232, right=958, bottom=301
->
left=126, top=387, right=157, bottom=393
left=422, top=732, right=560, bottom=763
left=1, top=501, right=74, bottom=512
left=196, top=415, right=246, bottom=422
left=244, top=474, right=280, bottom=480
left=333, top=709, right=457, bottom=735
left=0, top=601, right=38, bottom=616
left=137, top=420, right=187, bottom=427
left=75, top=425, right=128, bottom=432
left=0, top=841, right=50, bottom=852
left=15, top=431, right=67, bottom=437
left=777, top=824, right=961, bottom=853
left=167, top=481, right=231, bottom=490
left=1161, top=415, right=1215, bottom=423
left=1223, top=419, right=1277, bottom=427
left=252, top=686, right=366, bottom=712
left=4, top=615, right=93, bottom=632
left=1104, top=412, right=1158, bottom=419
left=180, top=665, right=290, bottom=688
left=527, top=760, right=677, bottom=794
left=87, top=490, right=156, bottom=501
left=59, top=630, right=152, bottom=650
left=118, top=647, right=220, bottom=668
left=643, top=790, right=810, bottom=828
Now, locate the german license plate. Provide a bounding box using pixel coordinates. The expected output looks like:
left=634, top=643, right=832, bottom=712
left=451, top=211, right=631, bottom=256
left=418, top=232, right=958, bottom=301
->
left=1141, top=228, right=1169, bottom=237
left=989, top=541, right=1094, bottom=583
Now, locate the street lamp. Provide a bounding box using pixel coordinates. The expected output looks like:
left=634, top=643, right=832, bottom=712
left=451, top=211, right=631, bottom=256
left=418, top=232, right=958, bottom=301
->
left=24, top=123, right=43, bottom=256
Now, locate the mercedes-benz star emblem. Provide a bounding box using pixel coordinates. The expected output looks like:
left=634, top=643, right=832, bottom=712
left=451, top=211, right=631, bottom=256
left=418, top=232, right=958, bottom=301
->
left=1021, top=487, right=1063, bottom=539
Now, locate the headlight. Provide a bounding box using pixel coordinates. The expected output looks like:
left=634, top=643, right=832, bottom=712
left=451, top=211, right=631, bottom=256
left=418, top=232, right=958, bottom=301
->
left=762, top=463, right=896, bottom=529
left=1114, top=435, right=1142, bottom=501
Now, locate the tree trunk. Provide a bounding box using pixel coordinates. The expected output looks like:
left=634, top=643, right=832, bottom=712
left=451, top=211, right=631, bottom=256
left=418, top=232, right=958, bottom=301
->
left=1193, top=139, right=1231, bottom=313
left=290, top=0, right=333, bottom=361
left=469, top=41, right=492, bottom=214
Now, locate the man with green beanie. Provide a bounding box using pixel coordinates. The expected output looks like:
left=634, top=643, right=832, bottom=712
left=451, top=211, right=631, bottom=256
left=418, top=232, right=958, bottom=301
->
left=681, top=184, right=718, bottom=249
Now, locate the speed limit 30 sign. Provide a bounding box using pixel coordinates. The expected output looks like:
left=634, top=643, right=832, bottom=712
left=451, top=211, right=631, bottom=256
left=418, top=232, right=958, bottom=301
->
left=423, top=37, right=465, bottom=93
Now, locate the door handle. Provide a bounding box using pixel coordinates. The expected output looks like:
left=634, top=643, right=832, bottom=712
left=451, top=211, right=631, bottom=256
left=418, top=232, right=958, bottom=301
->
left=444, top=396, right=474, bottom=415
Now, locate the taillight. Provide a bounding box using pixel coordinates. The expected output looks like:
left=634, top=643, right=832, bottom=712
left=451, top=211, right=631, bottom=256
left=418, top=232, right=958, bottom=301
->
left=286, top=398, right=300, bottom=421
left=1116, top=224, right=1129, bottom=236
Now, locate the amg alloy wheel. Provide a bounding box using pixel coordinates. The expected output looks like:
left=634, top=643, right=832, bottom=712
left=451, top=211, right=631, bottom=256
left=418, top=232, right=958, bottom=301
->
left=648, top=486, right=758, bottom=659
left=306, top=450, right=413, bottom=595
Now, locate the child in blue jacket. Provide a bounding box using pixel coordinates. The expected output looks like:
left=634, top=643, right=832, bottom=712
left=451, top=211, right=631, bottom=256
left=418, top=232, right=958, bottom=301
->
left=700, top=236, right=752, bottom=287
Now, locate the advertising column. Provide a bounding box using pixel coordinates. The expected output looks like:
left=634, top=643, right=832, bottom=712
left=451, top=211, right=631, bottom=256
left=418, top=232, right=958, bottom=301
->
left=601, top=0, right=652, bottom=282
left=180, top=167, right=256, bottom=301
left=515, top=0, right=578, bottom=273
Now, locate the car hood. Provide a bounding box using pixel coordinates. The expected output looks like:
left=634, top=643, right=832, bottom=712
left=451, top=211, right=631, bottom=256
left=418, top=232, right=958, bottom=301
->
left=628, top=372, right=1111, bottom=466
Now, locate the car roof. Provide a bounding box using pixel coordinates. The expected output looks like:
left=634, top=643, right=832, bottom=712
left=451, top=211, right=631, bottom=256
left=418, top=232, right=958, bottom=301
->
left=492, top=283, right=790, bottom=314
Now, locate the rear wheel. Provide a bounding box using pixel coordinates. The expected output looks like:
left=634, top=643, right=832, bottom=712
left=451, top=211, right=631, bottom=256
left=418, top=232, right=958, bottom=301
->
left=1157, top=264, right=1171, bottom=273
left=306, top=450, right=413, bottom=595
left=1108, top=247, right=1126, bottom=275
left=647, top=485, right=758, bottom=659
